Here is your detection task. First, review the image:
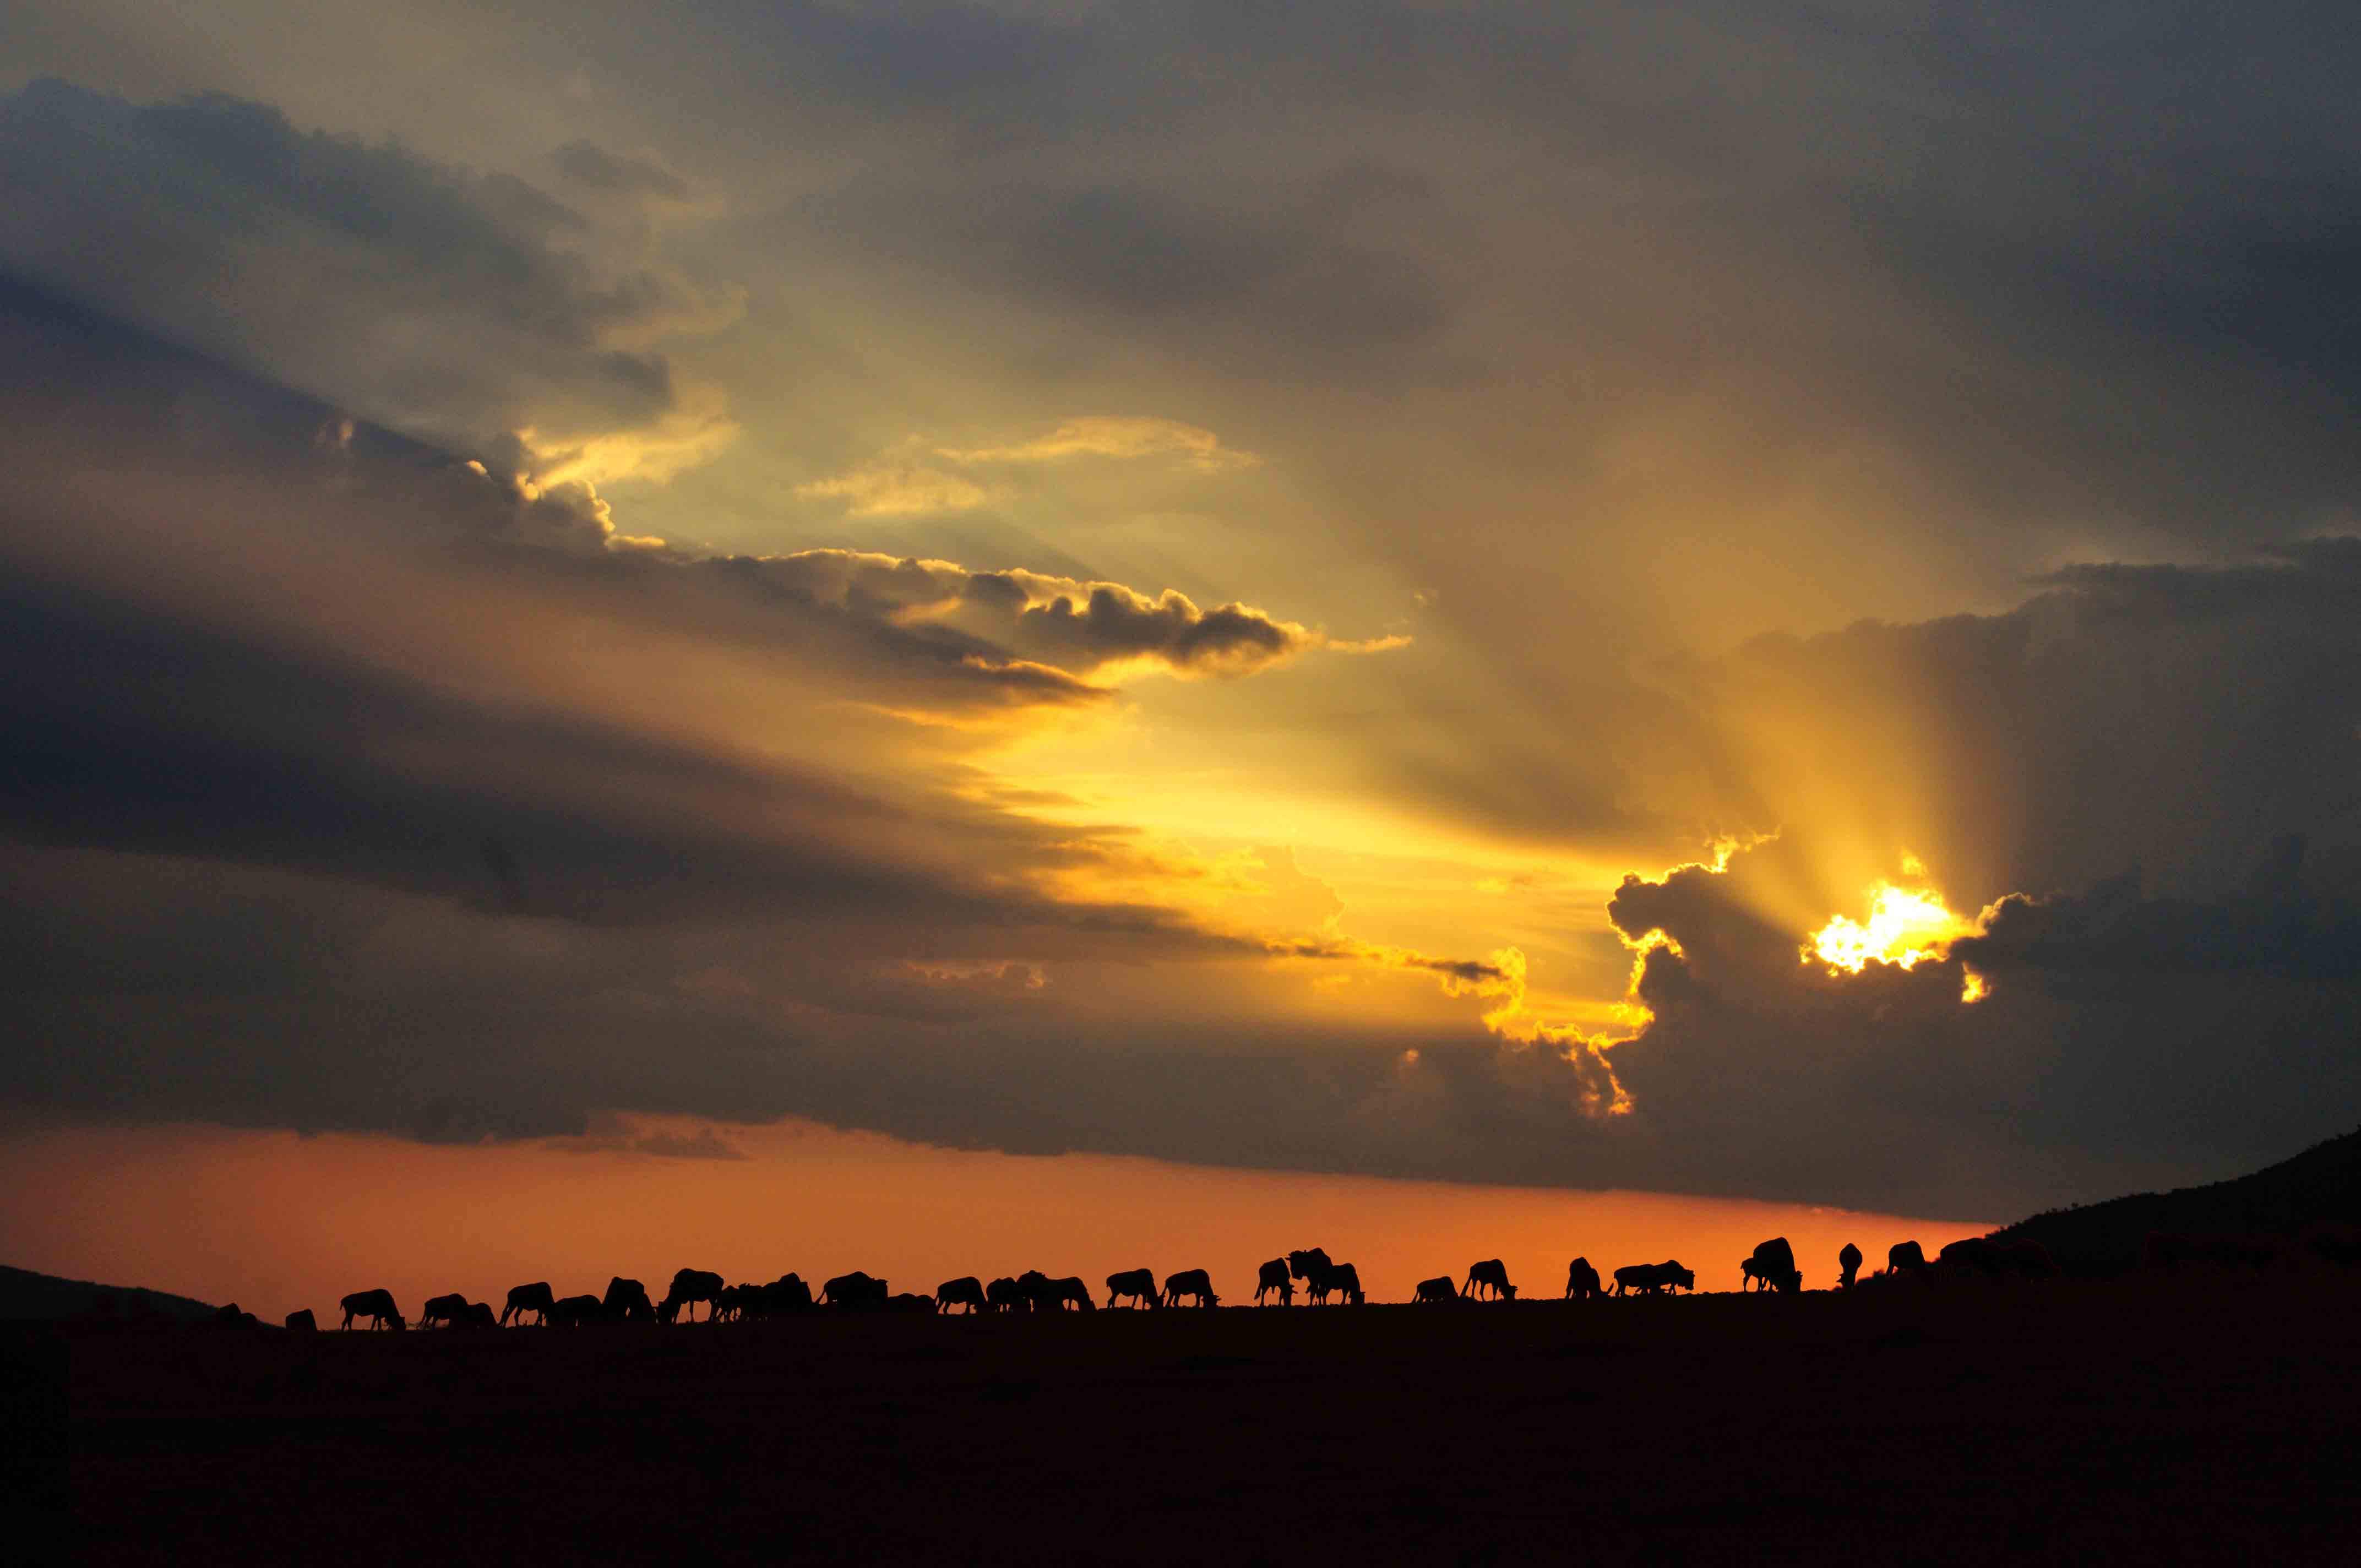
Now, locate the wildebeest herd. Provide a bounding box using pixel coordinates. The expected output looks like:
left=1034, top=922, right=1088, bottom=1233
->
left=293, top=1233, right=2061, bottom=1332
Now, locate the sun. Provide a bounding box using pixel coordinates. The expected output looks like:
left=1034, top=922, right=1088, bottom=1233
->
left=1805, top=861, right=1984, bottom=997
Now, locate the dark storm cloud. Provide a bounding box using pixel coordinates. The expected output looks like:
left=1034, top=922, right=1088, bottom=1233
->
left=1590, top=830, right=2361, bottom=1216
left=0, top=79, right=737, bottom=455
left=801, top=173, right=1450, bottom=372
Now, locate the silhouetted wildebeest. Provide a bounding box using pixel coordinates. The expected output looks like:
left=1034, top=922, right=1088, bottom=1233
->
left=712, top=1283, right=758, bottom=1322
left=1565, top=1257, right=1603, bottom=1299
left=986, top=1276, right=1024, bottom=1313
left=604, top=1277, right=654, bottom=1323
left=937, top=1276, right=988, bottom=1314
left=285, top=1309, right=317, bottom=1332
left=549, top=1293, right=604, bottom=1326
left=1327, top=1262, right=1366, bottom=1304
left=1463, top=1259, right=1515, bottom=1300
left=1888, top=1240, right=1928, bottom=1275
left=213, top=1303, right=260, bottom=1327
left=1838, top=1243, right=1863, bottom=1289
left=340, top=1289, right=404, bottom=1331
left=1415, top=1276, right=1460, bottom=1304
left=1163, top=1268, right=1218, bottom=1308
left=501, top=1281, right=554, bottom=1327
left=1741, top=1237, right=1801, bottom=1293
left=1047, top=1276, right=1095, bottom=1311
left=1254, top=1259, right=1293, bottom=1305
left=1612, top=1261, right=1695, bottom=1295
left=764, top=1273, right=814, bottom=1313
left=884, top=1292, right=936, bottom=1313
left=460, top=1302, right=498, bottom=1329
left=1016, top=1270, right=1058, bottom=1311
left=1290, top=1248, right=1346, bottom=1304
left=419, top=1292, right=470, bottom=1329
left=1106, top=1268, right=1161, bottom=1309
left=662, top=1268, right=726, bottom=1321
left=821, top=1270, right=889, bottom=1308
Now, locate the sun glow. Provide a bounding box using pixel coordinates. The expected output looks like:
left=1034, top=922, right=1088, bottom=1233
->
left=1807, top=877, right=1978, bottom=974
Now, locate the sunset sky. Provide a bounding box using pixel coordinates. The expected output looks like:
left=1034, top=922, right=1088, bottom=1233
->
left=4, top=3, right=2359, bottom=1314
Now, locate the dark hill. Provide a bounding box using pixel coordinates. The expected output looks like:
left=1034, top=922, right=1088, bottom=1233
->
left=0, top=1264, right=219, bottom=1323
left=1992, top=1125, right=2361, bottom=1274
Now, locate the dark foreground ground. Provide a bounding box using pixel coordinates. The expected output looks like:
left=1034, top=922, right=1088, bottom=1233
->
left=27, top=1273, right=2361, bottom=1564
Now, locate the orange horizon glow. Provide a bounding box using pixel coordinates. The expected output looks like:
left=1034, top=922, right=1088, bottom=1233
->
left=0, top=1119, right=1990, bottom=1324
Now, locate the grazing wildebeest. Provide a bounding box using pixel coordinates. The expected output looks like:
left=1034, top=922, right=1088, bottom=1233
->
left=2000, top=1239, right=2057, bottom=1277
left=285, top=1308, right=317, bottom=1332
left=1889, top=1240, right=1929, bottom=1275
left=1106, top=1267, right=1161, bottom=1309
left=1937, top=1237, right=2006, bottom=1277
left=986, top=1276, right=1025, bottom=1313
left=1612, top=1261, right=1695, bottom=1295
left=714, top=1283, right=759, bottom=1321
left=937, top=1276, right=988, bottom=1314
left=821, top=1270, right=889, bottom=1308
left=1415, top=1275, right=1460, bottom=1304
left=1016, top=1270, right=1059, bottom=1311
left=1463, top=1259, right=1515, bottom=1300
left=888, top=1292, right=938, bottom=1313
left=1049, top=1277, right=1095, bottom=1311
left=340, top=1289, right=404, bottom=1331
left=1741, top=1237, right=1801, bottom=1293
left=1326, top=1262, right=1365, bottom=1305
left=1565, top=1257, right=1603, bottom=1299
left=501, top=1281, right=555, bottom=1327
left=419, top=1292, right=470, bottom=1329
left=1838, top=1243, right=1863, bottom=1289
left=1254, top=1259, right=1293, bottom=1305
left=764, top=1274, right=814, bottom=1313
left=663, top=1267, right=726, bottom=1321
left=549, top=1293, right=604, bottom=1326
left=605, top=1277, right=655, bottom=1323
left=460, top=1302, right=498, bottom=1329
left=1289, top=1249, right=1342, bottom=1304
left=1163, top=1268, right=1218, bottom=1308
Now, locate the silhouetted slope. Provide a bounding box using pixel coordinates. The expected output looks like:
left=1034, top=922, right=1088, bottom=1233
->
left=1992, top=1126, right=2361, bottom=1274
left=0, top=1264, right=217, bottom=1322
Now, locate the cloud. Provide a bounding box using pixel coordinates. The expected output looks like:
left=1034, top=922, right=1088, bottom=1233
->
left=0, top=79, right=742, bottom=483
left=794, top=463, right=988, bottom=516
left=936, top=416, right=1257, bottom=472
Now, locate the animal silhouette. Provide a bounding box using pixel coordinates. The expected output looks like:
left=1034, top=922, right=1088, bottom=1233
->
left=820, top=1271, right=889, bottom=1307
left=1047, top=1276, right=1095, bottom=1310
left=418, top=1292, right=469, bottom=1329
left=1016, top=1270, right=1057, bottom=1310
left=598, top=1277, right=651, bottom=1322
left=1414, top=1275, right=1459, bottom=1304
left=1290, top=1248, right=1351, bottom=1304
left=1463, top=1259, right=1515, bottom=1300
left=1162, top=1268, right=1218, bottom=1308
left=986, top=1276, right=1024, bottom=1312
left=1255, top=1258, right=1293, bottom=1305
left=1564, top=1257, right=1603, bottom=1299
left=1106, top=1268, right=1160, bottom=1309
left=764, top=1274, right=815, bottom=1313
left=936, top=1276, right=988, bottom=1314
left=339, top=1288, right=404, bottom=1331
left=284, top=1308, right=317, bottom=1332
left=1838, top=1243, right=1863, bottom=1288
left=1326, top=1262, right=1365, bottom=1304
left=1741, top=1237, right=1801, bottom=1293
left=1888, top=1240, right=1928, bottom=1275
left=888, top=1292, right=938, bottom=1313
left=501, top=1281, right=554, bottom=1327
left=460, top=1302, right=497, bottom=1329
left=549, top=1293, right=603, bottom=1326
left=1611, top=1261, right=1694, bottom=1295
left=664, top=1268, right=727, bottom=1320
